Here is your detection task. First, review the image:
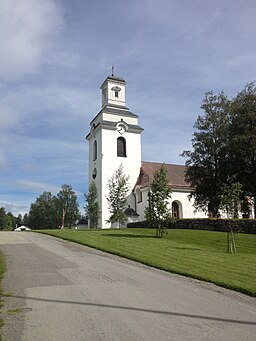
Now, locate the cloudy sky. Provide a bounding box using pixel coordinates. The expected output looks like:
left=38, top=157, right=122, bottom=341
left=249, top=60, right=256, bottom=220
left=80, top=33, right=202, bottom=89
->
left=0, top=0, right=255, bottom=216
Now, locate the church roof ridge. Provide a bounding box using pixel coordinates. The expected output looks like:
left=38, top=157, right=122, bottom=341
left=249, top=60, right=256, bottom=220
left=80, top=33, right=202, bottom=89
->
left=106, top=75, right=125, bottom=82
left=100, top=75, right=126, bottom=89
left=89, top=105, right=138, bottom=125
left=141, top=161, right=186, bottom=168
left=103, top=105, right=138, bottom=117
left=104, top=103, right=130, bottom=110
left=134, top=161, right=190, bottom=191
left=100, top=120, right=143, bottom=132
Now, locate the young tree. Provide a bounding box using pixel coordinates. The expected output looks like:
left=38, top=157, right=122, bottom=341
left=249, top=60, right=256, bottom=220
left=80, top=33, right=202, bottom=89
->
left=181, top=91, right=231, bottom=217
left=57, top=184, right=80, bottom=228
left=85, top=182, right=100, bottom=228
left=220, top=178, right=242, bottom=254
left=220, top=178, right=243, bottom=219
left=106, top=164, right=129, bottom=228
left=145, top=164, right=172, bottom=237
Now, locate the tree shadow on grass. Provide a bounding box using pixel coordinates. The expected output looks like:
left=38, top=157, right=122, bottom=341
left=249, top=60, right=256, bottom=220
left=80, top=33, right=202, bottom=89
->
left=104, top=233, right=155, bottom=239
left=172, top=247, right=201, bottom=251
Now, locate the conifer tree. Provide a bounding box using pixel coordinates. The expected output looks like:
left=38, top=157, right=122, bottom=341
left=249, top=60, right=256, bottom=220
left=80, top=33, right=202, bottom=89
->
left=145, top=164, right=172, bottom=237
left=85, top=182, right=100, bottom=228
left=106, top=165, right=129, bottom=228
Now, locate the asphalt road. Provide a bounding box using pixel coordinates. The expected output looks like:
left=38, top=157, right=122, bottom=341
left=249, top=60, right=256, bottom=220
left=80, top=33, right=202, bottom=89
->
left=0, top=232, right=255, bottom=341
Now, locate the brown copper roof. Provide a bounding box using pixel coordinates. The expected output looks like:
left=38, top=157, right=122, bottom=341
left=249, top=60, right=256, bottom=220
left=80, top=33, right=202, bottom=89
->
left=134, top=161, right=191, bottom=190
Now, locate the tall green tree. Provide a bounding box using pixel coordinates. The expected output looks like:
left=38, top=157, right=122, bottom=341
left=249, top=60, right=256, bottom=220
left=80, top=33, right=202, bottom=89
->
left=16, top=214, right=22, bottom=226
left=28, top=192, right=59, bottom=229
left=57, top=184, right=80, bottom=228
left=106, top=164, right=129, bottom=228
left=0, top=208, right=18, bottom=230
left=23, top=213, right=30, bottom=226
left=84, top=182, right=100, bottom=228
left=5, top=212, right=16, bottom=230
left=4, top=214, right=14, bottom=230
left=0, top=207, right=6, bottom=230
left=229, top=82, right=256, bottom=217
left=181, top=91, right=231, bottom=217
left=145, top=164, right=172, bottom=237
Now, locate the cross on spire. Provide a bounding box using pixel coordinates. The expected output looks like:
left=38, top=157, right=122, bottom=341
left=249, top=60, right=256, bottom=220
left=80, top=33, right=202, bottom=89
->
left=111, top=65, right=114, bottom=76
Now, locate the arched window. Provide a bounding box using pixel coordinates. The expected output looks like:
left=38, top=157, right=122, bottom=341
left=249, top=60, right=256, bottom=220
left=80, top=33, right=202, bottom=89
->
left=136, top=188, right=142, bottom=203
left=117, top=137, right=126, bottom=157
left=92, top=168, right=97, bottom=179
left=172, top=201, right=180, bottom=219
left=93, top=140, right=97, bottom=161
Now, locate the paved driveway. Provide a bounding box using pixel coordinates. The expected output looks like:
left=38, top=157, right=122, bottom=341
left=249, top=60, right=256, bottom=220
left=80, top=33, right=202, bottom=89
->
left=0, top=232, right=255, bottom=340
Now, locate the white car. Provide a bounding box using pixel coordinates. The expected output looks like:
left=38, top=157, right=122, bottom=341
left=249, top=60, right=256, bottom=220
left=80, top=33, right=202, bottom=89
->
left=14, top=226, right=31, bottom=232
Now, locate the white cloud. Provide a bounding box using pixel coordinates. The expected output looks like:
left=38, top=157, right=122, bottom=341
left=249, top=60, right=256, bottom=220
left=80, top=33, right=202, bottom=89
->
left=0, top=84, right=94, bottom=126
left=0, top=83, right=93, bottom=170
left=0, top=200, right=29, bottom=216
left=0, top=0, right=63, bottom=80
left=15, top=180, right=61, bottom=194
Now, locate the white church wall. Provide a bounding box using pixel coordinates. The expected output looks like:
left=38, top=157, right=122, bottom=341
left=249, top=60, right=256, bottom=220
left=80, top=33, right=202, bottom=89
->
left=135, top=188, right=149, bottom=221
left=99, top=128, right=142, bottom=228
left=134, top=188, right=208, bottom=222
left=102, top=112, right=138, bottom=126
left=170, top=190, right=208, bottom=218
left=87, top=131, right=103, bottom=228
left=101, top=79, right=126, bottom=108
left=90, top=113, right=103, bottom=127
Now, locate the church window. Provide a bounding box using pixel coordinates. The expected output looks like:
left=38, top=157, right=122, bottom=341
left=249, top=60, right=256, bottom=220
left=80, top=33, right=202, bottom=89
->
left=172, top=201, right=180, bottom=219
left=103, top=89, right=107, bottom=100
left=137, top=188, right=142, bottom=203
left=112, top=86, right=121, bottom=98
left=92, top=168, right=97, bottom=179
left=117, top=137, right=126, bottom=157
left=93, top=140, right=97, bottom=161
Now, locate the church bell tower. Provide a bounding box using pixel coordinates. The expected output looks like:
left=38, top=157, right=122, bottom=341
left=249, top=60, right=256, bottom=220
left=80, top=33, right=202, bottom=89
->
left=86, top=74, right=143, bottom=228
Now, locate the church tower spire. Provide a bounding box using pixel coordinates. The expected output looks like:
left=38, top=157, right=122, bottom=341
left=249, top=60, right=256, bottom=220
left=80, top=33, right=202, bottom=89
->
left=86, top=74, right=143, bottom=228
left=100, top=75, right=126, bottom=109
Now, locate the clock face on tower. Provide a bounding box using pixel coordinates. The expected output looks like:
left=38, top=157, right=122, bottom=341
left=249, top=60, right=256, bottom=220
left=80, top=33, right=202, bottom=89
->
left=116, top=122, right=127, bottom=135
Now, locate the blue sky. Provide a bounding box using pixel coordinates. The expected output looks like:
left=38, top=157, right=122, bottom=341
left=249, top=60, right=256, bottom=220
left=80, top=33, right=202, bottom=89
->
left=0, top=0, right=255, bottom=216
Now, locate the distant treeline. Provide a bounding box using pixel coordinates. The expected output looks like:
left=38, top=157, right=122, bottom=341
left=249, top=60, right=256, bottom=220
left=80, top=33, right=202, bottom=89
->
left=0, top=207, right=23, bottom=230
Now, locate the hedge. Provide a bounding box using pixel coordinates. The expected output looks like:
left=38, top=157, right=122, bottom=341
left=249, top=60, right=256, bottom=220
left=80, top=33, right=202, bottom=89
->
left=128, top=218, right=256, bottom=234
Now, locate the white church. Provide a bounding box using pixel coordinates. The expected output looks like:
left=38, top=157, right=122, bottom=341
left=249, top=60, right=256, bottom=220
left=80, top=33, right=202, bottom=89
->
left=86, top=74, right=209, bottom=228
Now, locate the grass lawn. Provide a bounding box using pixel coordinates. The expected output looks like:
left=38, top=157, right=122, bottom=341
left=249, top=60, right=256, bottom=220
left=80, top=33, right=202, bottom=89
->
left=37, top=228, right=256, bottom=296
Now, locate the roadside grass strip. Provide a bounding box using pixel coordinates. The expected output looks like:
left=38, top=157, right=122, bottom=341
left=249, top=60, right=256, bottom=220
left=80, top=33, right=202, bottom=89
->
left=36, top=229, right=256, bottom=296
left=0, top=250, right=6, bottom=338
